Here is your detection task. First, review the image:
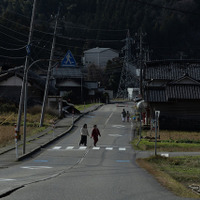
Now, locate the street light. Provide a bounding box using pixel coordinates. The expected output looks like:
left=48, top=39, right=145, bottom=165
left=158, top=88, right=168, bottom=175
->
left=22, top=59, right=49, bottom=154
left=22, top=59, right=60, bottom=154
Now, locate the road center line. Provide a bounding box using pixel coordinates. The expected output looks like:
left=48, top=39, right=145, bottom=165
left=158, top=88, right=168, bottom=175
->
left=105, top=112, right=113, bottom=125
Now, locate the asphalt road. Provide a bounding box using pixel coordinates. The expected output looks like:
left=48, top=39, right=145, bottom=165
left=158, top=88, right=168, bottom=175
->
left=0, top=103, right=195, bottom=200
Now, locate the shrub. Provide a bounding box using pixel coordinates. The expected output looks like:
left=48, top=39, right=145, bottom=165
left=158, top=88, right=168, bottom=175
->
left=27, top=105, right=58, bottom=117
left=27, top=105, right=41, bottom=115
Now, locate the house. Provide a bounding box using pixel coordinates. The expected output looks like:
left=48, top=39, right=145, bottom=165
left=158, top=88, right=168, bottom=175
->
left=82, top=47, right=119, bottom=67
left=52, top=66, right=104, bottom=104
left=0, top=70, right=58, bottom=105
left=52, top=67, right=84, bottom=103
left=143, top=60, right=200, bottom=130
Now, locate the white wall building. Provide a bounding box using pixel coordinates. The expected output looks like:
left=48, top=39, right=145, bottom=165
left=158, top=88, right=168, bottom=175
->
left=83, top=47, right=119, bottom=67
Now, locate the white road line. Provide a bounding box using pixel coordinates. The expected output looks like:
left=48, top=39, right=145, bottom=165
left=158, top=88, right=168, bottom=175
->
left=66, top=146, right=74, bottom=150
left=0, top=178, right=16, bottom=181
left=93, top=147, right=100, bottom=150
left=52, top=146, right=62, bottom=150
left=50, top=146, right=127, bottom=151
left=119, top=148, right=126, bottom=151
left=108, top=134, right=122, bottom=137
left=106, top=147, right=113, bottom=150
left=21, top=166, right=53, bottom=170
left=112, top=125, right=125, bottom=128
left=161, top=153, right=169, bottom=157
left=79, top=146, right=87, bottom=150
left=105, top=112, right=113, bottom=125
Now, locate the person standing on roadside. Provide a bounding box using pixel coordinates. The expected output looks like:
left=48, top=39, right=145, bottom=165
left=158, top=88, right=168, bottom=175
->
left=121, top=109, right=126, bottom=122
left=91, top=125, right=101, bottom=147
left=126, top=111, right=130, bottom=122
left=79, top=124, right=89, bottom=146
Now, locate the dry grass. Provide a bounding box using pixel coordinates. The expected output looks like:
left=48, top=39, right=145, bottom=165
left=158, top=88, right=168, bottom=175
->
left=0, top=126, right=37, bottom=148
left=145, top=130, right=200, bottom=141
left=0, top=106, right=57, bottom=148
left=137, top=158, right=200, bottom=199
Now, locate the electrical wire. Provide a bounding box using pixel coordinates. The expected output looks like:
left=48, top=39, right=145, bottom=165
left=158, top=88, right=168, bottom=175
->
left=0, top=37, right=27, bottom=47
left=0, top=30, right=27, bottom=44
left=0, top=15, right=30, bottom=30
left=6, top=10, right=31, bottom=20
left=0, top=45, right=27, bottom=51
left=0, top=54, right=26, bottom=59
left=0, top=23, right=28, bottom=38
left=134, top=0, right=200, bottom=16
left=62, top=22, right=128, bottom=32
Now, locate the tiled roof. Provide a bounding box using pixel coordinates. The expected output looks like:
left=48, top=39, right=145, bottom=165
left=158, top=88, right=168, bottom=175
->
left=144, top=61, right=200, bottom=80
left=144, top=87, right=167, bottom=102
left=167, top=85, right=200, bottom=100
left=143, top=60, right=200, bottom=102
left=52, top=67, right=82, bottom=78
left=144, top=84, right=200, bottom=102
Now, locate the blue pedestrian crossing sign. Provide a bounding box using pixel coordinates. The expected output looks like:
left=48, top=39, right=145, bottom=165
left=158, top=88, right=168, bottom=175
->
left=61, top=50, right=76, bottom=67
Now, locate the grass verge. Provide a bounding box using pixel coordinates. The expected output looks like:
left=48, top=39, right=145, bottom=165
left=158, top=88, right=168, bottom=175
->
left=132, top=138, right=200, bottom=152
left=75, top=103, right=101, bottom=111
left=137, top=156, right=200, bottom=198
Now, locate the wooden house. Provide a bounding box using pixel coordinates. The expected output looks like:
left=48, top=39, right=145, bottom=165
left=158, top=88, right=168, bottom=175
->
left=0, top=70, right=57, bottom=106
left=143, top=60, right=200, bottom=130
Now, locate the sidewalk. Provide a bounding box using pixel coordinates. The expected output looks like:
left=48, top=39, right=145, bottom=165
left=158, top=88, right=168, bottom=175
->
left=0, top=104, right=103, bottom=168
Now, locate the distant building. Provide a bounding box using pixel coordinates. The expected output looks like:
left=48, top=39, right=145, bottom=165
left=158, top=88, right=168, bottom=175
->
left=52, top=66, right=104, bottom=104
left=82, top=47, right=119, bottom=67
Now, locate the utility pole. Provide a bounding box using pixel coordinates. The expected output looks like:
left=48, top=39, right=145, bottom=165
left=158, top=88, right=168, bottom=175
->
left=16, top=0, right=37, bottom=154
left=116, top=30, right=135, bottom=99
left=39, top=6, right=60, bottom=127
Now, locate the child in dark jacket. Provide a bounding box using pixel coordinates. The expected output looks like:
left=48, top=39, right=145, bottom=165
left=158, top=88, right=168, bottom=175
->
left=91, top=125, right=101, bottom=146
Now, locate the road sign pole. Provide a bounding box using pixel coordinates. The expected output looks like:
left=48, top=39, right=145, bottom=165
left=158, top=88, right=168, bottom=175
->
left=155, top=117, right=158, bottom=156
left=155, top=111, right=160, bottom=156
left=14, top=124, right=18, bottom=159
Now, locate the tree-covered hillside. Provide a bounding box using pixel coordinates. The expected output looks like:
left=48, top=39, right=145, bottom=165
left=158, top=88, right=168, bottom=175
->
left=1, top=0, right=200, bottom=67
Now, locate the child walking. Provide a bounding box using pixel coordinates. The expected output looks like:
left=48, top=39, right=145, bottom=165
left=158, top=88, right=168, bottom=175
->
left=91, top=125, right=101, bottom=147
left=79, top=124, right=89, bottom=146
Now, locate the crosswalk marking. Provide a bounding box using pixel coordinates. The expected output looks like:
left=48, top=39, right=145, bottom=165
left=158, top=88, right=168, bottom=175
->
left=52, top=146, right=62, bottom=150
left=93, top=147, right=100, bottom=150
left=105, top=147, right=113, bottom=150
left=50, top=146, right=127, bottom=151
left=79, top=146, right=87, bottom=150
left=66, top=146, right=74, bottom=150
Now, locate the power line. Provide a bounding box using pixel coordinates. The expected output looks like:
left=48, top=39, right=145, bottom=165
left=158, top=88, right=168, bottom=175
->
left=6, top=10, right=31, bottom=20
left=0, top=23, right=28, bottom=39
left=0, top=30, right=27, bottom=44
left=62, top=21, right=128, bottom=32
left=0, top=45, right=26, bottom=51
left=57, top=34, right=124, bottom=42
left=135, top=0, right=200, bottom=16
left=0, top=15, right=30, bottom=30
left=0, top=54, right=26, bottom=59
